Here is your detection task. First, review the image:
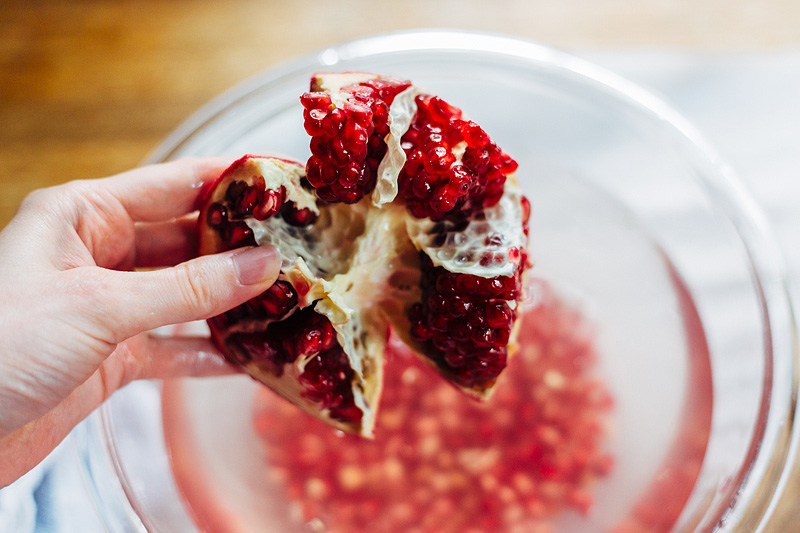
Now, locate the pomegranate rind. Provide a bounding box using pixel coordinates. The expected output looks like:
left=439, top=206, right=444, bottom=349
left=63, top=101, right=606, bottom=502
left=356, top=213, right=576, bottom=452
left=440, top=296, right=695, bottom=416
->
left=199, top=155, right=384, bottom=437
left=310, top=72, right=381, bottom=93
left=393, top=179, right=529, bottom=400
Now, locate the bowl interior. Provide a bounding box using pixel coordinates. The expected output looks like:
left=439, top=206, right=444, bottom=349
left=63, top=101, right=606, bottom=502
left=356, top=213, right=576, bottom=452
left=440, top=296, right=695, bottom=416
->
left=82, top=31, right=796, bottom=533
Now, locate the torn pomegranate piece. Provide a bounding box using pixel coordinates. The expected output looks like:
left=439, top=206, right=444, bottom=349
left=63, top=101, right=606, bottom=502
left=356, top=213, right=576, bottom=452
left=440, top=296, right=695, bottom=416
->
left=399, top=94, right=518, bottom=220
left=402, top=178, right=530, bottom=398
left=199, top=73, right=530, bottom=436
left=301, top=73, right=412, bottom=204
left=200, top=155, right=403, bottom=437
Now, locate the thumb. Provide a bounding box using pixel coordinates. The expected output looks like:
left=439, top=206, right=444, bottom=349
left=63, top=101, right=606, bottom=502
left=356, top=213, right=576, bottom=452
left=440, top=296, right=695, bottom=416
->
left=94, top=245, right=282, bottom=342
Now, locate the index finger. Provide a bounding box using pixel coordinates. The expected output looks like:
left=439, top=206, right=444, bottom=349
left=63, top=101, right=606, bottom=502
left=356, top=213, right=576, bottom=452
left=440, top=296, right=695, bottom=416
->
left=100, top=156, right=232, bottom=222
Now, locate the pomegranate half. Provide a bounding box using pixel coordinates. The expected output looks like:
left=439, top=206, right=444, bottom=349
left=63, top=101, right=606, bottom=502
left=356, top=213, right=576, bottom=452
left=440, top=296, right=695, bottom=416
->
left=198, top=73, right=530, bottom=437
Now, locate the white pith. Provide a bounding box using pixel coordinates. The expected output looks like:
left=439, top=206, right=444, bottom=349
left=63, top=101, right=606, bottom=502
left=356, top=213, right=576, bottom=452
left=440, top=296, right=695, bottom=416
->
left=243, top=158, right=424, bottom=436
left=252, top=157, right=318, bottom=214
left=372, top=86, right=426, bottom=206
left=406, top=179, right=526, bottom=278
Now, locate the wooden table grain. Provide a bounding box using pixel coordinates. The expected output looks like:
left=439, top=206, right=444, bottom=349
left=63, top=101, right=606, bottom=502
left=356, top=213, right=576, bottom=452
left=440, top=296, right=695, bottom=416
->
left=2, top=0, right=799, bottom=530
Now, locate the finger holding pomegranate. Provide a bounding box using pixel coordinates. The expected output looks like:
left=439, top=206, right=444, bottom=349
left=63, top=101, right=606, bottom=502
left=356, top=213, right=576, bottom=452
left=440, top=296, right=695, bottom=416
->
left=0, top=157, right=283, bottom=487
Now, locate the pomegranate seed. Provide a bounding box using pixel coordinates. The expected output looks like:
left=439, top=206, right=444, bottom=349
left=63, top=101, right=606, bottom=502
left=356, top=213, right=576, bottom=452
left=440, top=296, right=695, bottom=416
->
left=432, top=332, right=456, bottom=352
left=411, top=321, right=433, bottom=341
left=372, top=99, right=389, bottom=122
left=322, top=108, right=346, bottom=135
left=223, top=221, right=255, bottom=248
left=338, top=163, right=363, bottom=187
left=462, top=147, right=491, bottom=173
left=448, top=321, right=472, bottom=341
left=305, top=157, right=324, bottom=188
left=455, top=275, right=481, bottom=293
left=461, top=120, right=490, bottom=148
left=473, top=326, right=496, bottom=347
left=521, top=195, right=532, bottom=236
left=499, top=152, right=519, bottom=174
left=486, top=303, right=512, bottom=329
left=253, top=188, right=284, bottom=221
left=429, top=314, right=448, bottom=332
left=424, top=146, right=455, bottom=175
left=494, top=327, right=511, bottom=345
left=344, top=101, right=373, bottom=128
left=444, top=350, right=467, bottom=368
left=297, top=318, right=336, bottom=356
left=405, top=149, right=425, bottom=176
left=235, top=185, right=260, bottom=217
left=308, top=107, right=327, bottom=122
left=281, top=202, right=318, bottom=227
left=407, top=254, right=523, bottom=388
left=446, top=296, right=470, bottom=317
left=447, top=165, right=475, bottom=197
left=300, top=91, right=332, bottom=110
left=206, top=202, right=227, bottom=229
left=309, top=135, right=328, bottom=158
left=341, top=122, right=368, bottom=152
left=430, top=189, right=456, bottom=215
left=411, top=172, right=432, bottom=198
left=423, top=131, right=445, bottom=148
left=259, top=280, right=298, bottom=318
left=225, top=180, right=247, bottom=205
left=480, top=277, right=505, bottom=298
left=329, top=138, right=351, bottom=168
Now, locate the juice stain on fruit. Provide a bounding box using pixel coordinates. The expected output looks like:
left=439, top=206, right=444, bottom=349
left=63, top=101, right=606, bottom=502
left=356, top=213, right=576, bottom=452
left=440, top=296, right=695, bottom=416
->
left=253, top=280, right=617, bottom=533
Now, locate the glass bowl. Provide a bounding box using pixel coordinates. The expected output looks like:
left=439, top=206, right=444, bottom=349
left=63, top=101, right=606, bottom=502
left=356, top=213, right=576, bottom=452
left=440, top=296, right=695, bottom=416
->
left=73, top=30, right=798, bottom=532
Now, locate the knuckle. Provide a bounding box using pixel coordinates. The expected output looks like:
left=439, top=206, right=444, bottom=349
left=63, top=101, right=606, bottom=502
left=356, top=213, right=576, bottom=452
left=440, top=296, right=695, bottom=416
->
left=19, top=186, right=59, bottom=213
left=18, top=180, right=89, bottom=220
left=173, top=261, right=218, bottom=314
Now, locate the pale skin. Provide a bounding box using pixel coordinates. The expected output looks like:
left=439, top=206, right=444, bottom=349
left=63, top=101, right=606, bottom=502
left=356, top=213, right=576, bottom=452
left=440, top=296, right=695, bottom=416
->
left=0, top=157, right=282, bottom=487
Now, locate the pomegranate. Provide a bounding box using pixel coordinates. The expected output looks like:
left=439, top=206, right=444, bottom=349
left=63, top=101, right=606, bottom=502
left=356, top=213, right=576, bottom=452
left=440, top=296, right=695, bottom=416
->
left=199, top=73, right=530, bottom=437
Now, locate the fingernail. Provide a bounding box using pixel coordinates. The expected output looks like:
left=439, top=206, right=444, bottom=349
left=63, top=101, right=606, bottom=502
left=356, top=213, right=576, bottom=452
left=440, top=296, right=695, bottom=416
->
left=232, top=245, right=281, bottom=285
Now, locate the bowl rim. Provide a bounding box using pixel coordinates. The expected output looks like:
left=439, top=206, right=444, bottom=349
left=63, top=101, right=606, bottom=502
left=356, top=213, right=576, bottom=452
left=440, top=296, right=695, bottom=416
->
left=112, top=28, right=798, bottom=532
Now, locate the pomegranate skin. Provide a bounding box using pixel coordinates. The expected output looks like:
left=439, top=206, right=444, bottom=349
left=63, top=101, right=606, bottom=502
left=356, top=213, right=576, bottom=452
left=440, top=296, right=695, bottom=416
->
left=199, top=155, right=381, bottom=437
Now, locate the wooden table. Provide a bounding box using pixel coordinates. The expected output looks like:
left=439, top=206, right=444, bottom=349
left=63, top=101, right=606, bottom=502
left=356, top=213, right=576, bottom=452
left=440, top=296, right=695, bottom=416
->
left=2, top=0, right=799, bottom=530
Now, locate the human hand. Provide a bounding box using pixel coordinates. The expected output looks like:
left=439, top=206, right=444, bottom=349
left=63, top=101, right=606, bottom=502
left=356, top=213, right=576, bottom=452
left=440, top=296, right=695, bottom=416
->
left=0, top=158, right=281, bottom=487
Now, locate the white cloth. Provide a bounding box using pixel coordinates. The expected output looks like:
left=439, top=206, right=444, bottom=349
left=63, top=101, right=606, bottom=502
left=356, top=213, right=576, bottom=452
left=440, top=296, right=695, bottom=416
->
left=590, top=50, right=800, bottom=303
